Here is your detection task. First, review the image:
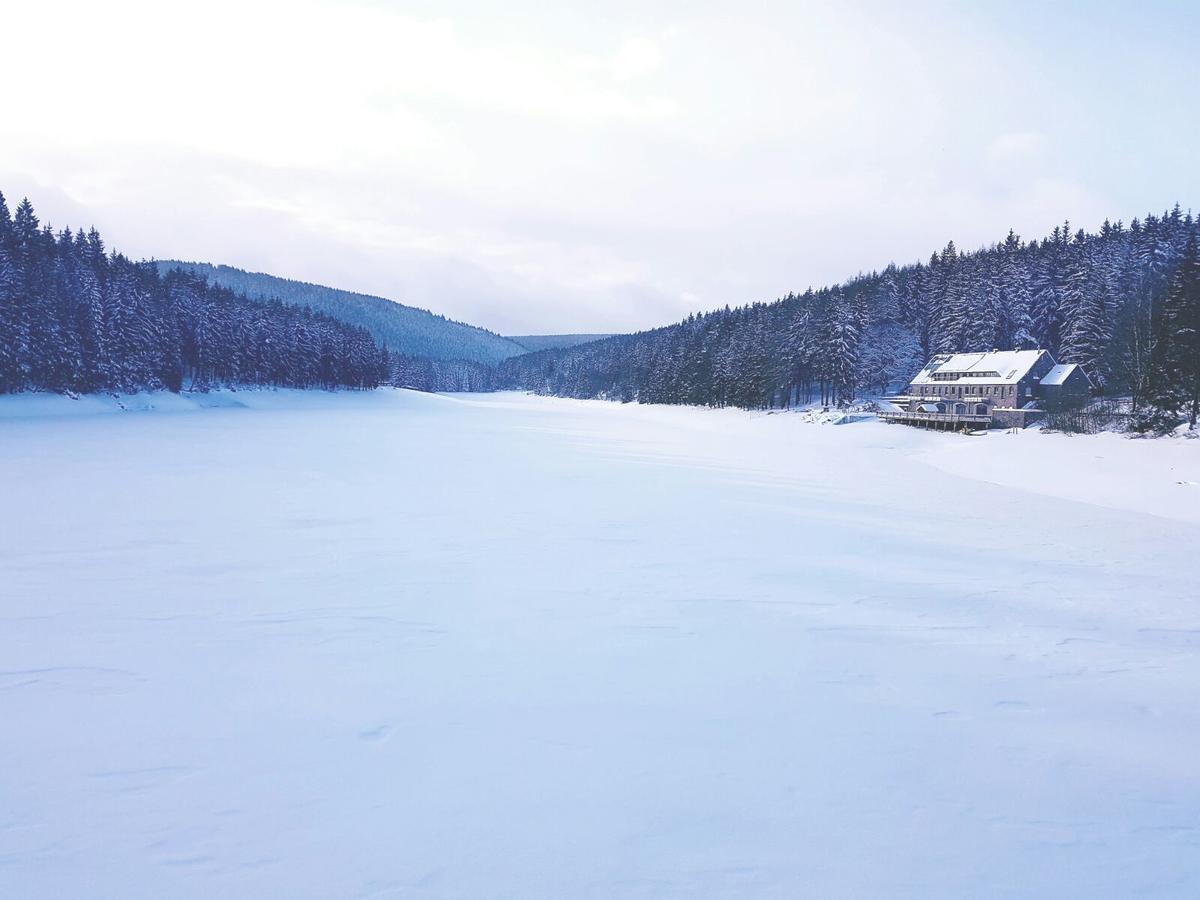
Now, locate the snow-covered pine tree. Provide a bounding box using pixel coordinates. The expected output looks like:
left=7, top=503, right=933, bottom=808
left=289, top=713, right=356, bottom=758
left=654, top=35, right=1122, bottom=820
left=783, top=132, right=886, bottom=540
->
left=1157, top=224, right=1200, bottom=428
left=964, top=254, right=1003, bottom=352
left=995, top=230, right=1036, bottom=349
left=1029, top=225, right=1069, bottom=354
left=827, top=291, right=859, bottom=405
left=0, top=191, right=20, bottom=392
left=1059, top=234, right=1112, bottom=387
left=929, top=242, right=961, bottom=353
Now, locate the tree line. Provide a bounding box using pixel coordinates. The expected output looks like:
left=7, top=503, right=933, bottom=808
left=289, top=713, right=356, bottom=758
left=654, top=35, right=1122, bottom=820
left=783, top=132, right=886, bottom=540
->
left=498, top=206, right=1200, bottom=431
left=4, top=190, right=1196, bottom=432
left=0, top=193, right=396, bottom=394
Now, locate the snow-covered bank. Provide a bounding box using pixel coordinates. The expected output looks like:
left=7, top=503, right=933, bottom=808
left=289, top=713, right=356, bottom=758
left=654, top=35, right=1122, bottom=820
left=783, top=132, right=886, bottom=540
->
left=0, top=387, right=399, bottom=420
left=917, top=425, right=1200, bottom=524
left=2, top=391, right=1199, bottom=899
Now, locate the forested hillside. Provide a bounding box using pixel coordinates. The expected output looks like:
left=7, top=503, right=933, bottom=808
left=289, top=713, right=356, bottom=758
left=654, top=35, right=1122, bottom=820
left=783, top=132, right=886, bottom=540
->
left=157, top=261, right=527, bottom=365
left=0, top=194, right=389, bottom=393
left=7, top=188, right=1197, bottom=429
left=499, top=207, right=1200, bottom=428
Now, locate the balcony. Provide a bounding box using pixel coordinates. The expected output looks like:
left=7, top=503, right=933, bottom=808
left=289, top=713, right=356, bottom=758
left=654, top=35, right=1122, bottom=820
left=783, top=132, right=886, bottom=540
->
left=878, top=410, right=993, bottom=429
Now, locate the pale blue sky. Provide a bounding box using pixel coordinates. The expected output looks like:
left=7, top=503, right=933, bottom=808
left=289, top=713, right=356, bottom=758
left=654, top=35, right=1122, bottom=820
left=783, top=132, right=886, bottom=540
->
left=2, top=0, right=1195, bottom=333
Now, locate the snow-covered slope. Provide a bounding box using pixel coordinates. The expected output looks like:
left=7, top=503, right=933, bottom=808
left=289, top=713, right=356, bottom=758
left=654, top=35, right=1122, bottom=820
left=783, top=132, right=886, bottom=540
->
left=2, top=392, right=1198, bottom=899
left=155, top=261, right=529, bottom=364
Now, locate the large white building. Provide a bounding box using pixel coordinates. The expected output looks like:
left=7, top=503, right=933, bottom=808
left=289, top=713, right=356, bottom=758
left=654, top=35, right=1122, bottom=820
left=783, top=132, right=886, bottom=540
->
left=882, top=349, right=1092, bottom=429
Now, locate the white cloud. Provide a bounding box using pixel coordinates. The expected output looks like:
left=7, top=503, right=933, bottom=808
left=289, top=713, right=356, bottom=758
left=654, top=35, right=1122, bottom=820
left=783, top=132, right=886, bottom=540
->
left=986, top=132, right=1046, bottom=162
left=1, top=1, right=1191, bottom=333
left=611, top=36, right=663, bottom=81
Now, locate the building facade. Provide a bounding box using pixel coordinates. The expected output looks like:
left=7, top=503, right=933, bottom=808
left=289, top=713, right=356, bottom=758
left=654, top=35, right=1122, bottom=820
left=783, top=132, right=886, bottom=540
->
left=880, top=350, right=1092, bottom=429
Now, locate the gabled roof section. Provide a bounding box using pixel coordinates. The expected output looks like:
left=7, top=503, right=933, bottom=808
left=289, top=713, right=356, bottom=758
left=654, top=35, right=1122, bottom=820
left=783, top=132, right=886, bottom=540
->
left=910, top=350, right=1047, bottom=386
left=1039, top=363, right=1089, bottom=387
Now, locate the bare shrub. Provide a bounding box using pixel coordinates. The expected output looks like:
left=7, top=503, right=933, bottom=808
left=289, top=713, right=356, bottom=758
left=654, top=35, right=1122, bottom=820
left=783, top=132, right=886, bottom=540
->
left=1041, top=398, right=1131, bottom=434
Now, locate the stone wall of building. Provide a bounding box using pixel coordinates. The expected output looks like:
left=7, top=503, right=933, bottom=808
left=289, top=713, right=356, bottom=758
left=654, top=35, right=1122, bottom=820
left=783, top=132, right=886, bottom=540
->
left=991, top=408, right=1046, bottom=429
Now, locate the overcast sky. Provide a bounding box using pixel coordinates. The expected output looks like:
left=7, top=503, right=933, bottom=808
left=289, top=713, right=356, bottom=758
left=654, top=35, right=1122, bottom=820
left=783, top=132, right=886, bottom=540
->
left=3, top=0, right=1197, bottom=334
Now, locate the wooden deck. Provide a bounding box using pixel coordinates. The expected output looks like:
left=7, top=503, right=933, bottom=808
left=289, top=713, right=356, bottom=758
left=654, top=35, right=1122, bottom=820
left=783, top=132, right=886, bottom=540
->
left=878, top=410, right=993, bottom=430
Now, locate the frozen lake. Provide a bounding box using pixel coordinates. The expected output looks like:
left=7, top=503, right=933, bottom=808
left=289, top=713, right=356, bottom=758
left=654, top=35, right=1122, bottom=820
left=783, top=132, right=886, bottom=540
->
left=2, top=389, right=1198, bottom=898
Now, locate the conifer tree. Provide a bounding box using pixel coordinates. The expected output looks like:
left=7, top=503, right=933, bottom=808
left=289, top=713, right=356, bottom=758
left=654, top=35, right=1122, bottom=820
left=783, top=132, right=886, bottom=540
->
left=1158, top=226, right=1200, bottom=428
left=0, top=195, right=389, bottom=396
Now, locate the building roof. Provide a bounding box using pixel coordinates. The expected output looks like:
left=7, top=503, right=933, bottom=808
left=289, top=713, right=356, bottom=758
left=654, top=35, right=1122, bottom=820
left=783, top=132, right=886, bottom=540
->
left=909, top=350, right=1047, bottom=386
left=1039, top=363, right=1084, bottom=387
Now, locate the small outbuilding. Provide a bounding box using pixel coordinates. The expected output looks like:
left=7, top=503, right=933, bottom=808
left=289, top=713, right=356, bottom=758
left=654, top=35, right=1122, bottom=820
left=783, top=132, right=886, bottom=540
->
left=1038, top=363, right=1093, bottom=411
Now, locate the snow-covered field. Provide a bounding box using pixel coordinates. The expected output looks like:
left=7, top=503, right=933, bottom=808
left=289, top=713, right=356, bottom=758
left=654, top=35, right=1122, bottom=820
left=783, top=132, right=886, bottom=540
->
left=2, top=389, right=1198, bottom=899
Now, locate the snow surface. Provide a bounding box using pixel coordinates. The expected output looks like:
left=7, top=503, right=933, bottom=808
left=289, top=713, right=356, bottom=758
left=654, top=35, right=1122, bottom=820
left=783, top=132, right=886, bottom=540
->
left=2, top=389, right=1199, bottom=899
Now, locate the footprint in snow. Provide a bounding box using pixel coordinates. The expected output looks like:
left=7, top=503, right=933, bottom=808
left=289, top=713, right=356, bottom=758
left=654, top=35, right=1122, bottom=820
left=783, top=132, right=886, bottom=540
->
left=0, top=666, right=144, bottom=695
left=359, top=723, right=396, bottom=743
left=994, top=700, right=1031, bottom=711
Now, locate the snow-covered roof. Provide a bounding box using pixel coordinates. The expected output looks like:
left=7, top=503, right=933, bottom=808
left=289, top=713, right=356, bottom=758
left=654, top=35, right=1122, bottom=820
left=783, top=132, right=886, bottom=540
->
left=1039, top=363, right=1079, bottom=386
left=910, top=350, right=1046, bottom=386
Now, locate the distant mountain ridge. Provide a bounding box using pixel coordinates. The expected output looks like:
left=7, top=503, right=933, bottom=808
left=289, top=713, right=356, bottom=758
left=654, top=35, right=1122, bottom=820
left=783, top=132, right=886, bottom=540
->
left=508, top=334, right=613, bottom=352
left=154, top=261, right=528, bottom=365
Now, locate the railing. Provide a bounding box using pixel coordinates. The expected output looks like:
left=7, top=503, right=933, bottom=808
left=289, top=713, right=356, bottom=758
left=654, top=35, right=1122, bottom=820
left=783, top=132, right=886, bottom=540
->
left=879, top=410, right=993, bottom=425
left=887, top=394, right=995, bottom=404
